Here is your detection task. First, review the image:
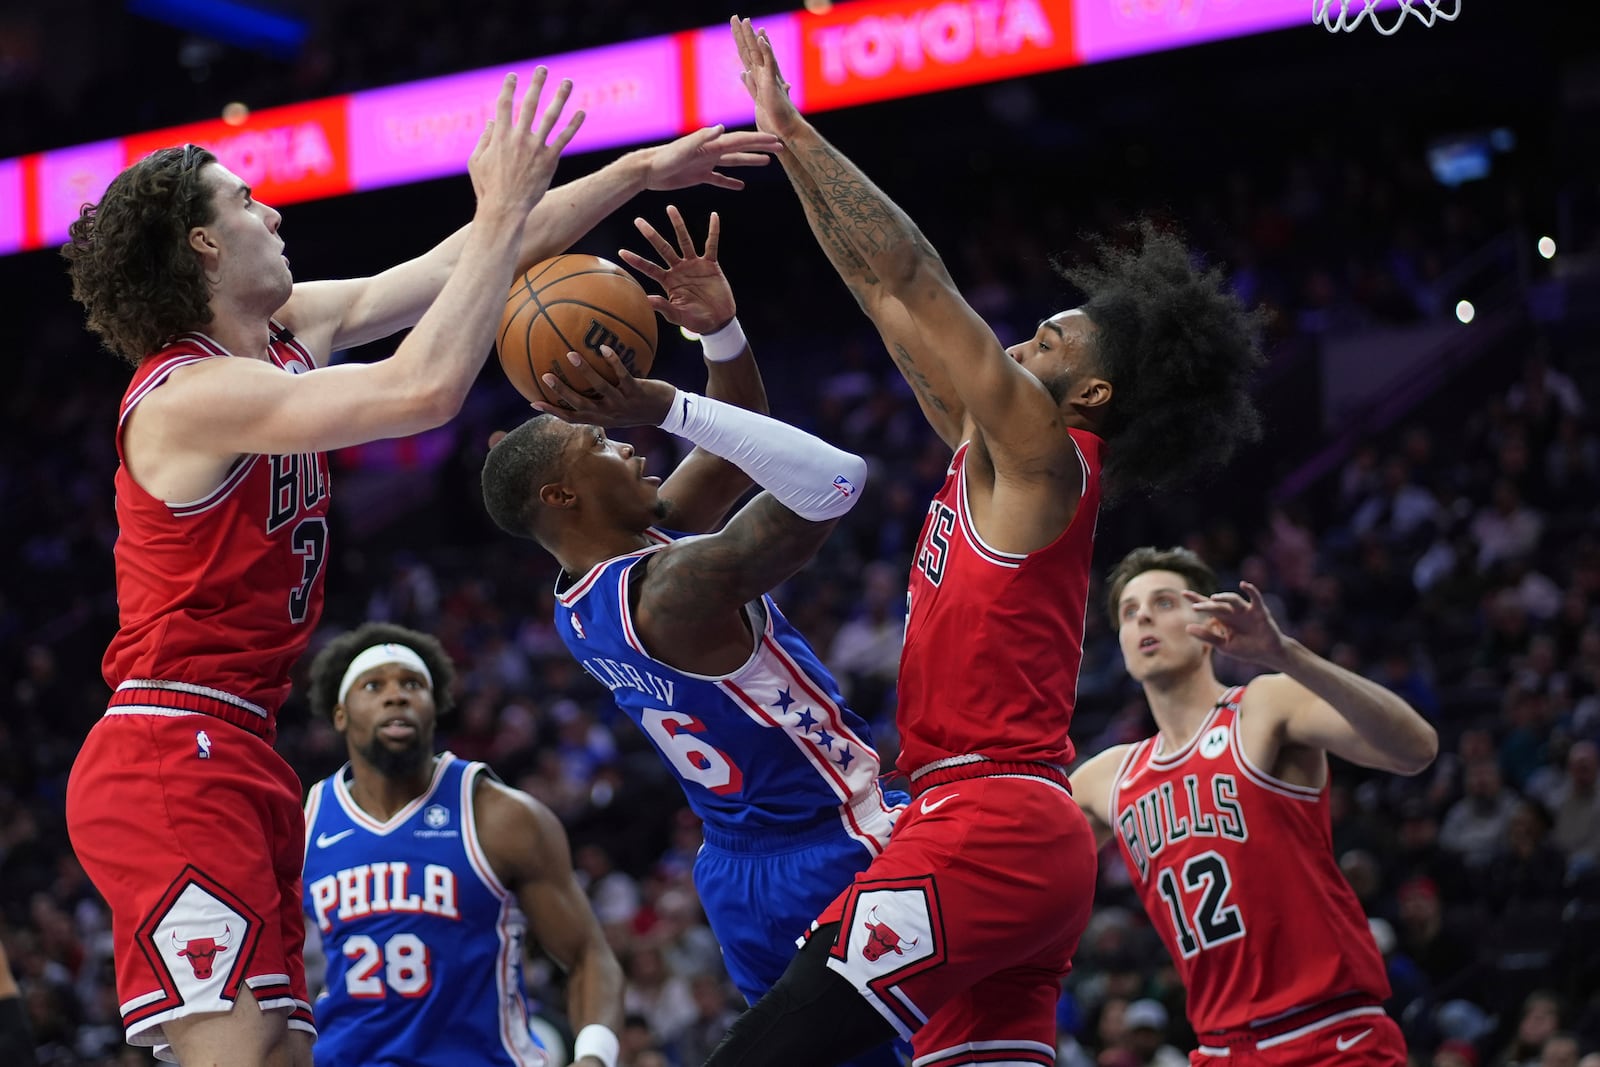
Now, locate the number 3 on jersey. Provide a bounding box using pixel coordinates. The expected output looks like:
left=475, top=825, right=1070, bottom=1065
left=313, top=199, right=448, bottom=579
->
left=641, top=708, right=744, bottom=796
left=289, top=517, right=328, bottom=623
left=1155, top=851, right=1246, bottom=958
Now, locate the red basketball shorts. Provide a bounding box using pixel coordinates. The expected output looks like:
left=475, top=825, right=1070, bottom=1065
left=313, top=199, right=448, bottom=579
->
left=66, top=710, right=315, bottom=1061
left=1192, top=1004, right=1406, bottom=1065
left=814, top=772, right=1098, bottom=1066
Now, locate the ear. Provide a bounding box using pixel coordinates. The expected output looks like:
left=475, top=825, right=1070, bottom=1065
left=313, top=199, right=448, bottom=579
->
left=188, top=224, right=219, bottom=264
left=1073, top=376, right=1113, bottom=412
left=332, top=704, right=348, bottom=732
left=538, top=481, right=577, bottom=510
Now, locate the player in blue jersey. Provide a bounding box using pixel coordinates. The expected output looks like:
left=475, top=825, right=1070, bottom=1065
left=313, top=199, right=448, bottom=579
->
left=480, top=210, right=904, bottom=1066
left=303, top=622, right=625, bottom=1067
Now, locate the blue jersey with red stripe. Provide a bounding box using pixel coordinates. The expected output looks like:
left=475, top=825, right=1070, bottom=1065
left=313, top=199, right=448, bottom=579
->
left=554, top=530, right=899, bottom=849
left=302, top=755, right=545, bottom=1067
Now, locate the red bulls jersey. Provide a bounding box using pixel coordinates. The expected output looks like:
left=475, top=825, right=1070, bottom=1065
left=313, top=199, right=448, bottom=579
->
left=1110, top=686, right=1390, bottom=1034
left=103, top=323, right=330, bottom=736
left=897, top=431, right=1102, bottom=774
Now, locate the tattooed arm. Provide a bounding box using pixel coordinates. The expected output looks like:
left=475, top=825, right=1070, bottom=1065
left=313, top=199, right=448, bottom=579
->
left=633, top=494, right=843, bottom=673
left=732, top=19, right=1062, bottom=472
left=774, top=148, right=967, bottom=448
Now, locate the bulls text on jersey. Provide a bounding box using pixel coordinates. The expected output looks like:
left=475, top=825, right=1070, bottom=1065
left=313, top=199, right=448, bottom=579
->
left=307, top=862, right=461, bottom=932
left=1115, top=773, right=1248, bottom=881
left=267, top=451, right=330, bottom=534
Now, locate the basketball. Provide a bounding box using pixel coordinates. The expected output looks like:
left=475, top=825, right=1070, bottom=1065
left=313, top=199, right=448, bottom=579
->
left=497, top=254, right=657, bottom=405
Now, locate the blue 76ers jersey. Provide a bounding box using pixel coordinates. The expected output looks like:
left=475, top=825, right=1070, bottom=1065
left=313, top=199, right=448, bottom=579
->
left=302, top=753, right=545, bottom=1067
left=555, top=531, right=898, bottom=851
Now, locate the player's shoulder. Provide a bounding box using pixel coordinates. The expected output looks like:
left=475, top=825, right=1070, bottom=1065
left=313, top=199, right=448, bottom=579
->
left=470, top=771, right=561, bottom=839
left=1236, top=673, right=1315, bottom=726
left=1070, top=742, right=1138, bottom=812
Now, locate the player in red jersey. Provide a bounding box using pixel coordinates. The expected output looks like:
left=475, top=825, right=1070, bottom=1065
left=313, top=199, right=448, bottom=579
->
left=703, top=20, right=1267, bottom=1067
left=59, top=69, right=778, bottom=1066
left=1071, top=546, right=1439, bottom=1065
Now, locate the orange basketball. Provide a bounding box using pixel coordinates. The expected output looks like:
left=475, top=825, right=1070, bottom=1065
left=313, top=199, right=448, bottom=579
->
left=496, top=254, right=658, bottom=405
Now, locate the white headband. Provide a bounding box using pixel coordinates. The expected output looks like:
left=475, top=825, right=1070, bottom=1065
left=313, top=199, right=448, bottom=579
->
left=339, top=643, right=434, bottom=705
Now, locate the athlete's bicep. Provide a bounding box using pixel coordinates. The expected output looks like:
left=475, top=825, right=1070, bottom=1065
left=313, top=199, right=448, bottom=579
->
left=149, top=353, right=446, bottom=458
left=477, top=782, right=603, bottom=971
left=1069, top=745, right=1127, bottom=849
left=640, top=494, right=839, bottom=623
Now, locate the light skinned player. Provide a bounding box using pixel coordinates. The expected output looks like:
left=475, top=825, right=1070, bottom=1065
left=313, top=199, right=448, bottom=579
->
left=60, top=66, right=775, bottom=1066
left=1071, top=546, right=1437, bottom=1065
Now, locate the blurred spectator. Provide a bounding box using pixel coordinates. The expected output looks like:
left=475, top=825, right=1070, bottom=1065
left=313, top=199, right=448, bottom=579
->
left=1491, top=991, right=1565, bottom=1067
left=1441, top=760, right=1521, bottom=868
left=1119, top=999, right=1187, bottom=1067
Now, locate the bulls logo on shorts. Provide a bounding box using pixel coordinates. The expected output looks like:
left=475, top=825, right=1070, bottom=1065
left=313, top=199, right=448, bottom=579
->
left=134, top=866, right=264, bottom=1012
left=828, top=876, right=950, bottom=1033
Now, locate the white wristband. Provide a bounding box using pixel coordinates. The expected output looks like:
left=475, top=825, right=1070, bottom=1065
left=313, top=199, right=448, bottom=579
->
left=573, top=1024, right=619, bottom=1067
left=699, top=316, right=748, bottom=362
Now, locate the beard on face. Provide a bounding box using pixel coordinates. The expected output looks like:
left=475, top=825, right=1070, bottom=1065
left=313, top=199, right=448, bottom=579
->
left=356, top=733, right=430, bottom=779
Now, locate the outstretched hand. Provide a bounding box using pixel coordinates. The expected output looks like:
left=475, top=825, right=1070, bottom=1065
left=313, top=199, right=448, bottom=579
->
left=730, top=17, right=802, bottom=138
left=468, top=68, right=586, bottom=217
left=618, top=207, right=735, bottom=335
left=644, top=125, right=782, bottom=191
left=531, top=346, right=676, bottom=429
left=1183, top=581, right=1293, bottom=671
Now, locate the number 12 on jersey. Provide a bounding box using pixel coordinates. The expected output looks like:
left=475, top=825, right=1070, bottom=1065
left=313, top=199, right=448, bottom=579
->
left=1155, top=850, right=1246, bottom=958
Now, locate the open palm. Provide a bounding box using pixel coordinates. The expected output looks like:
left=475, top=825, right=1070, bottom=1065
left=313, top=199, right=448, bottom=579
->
left=618, top=206, right=735, bottom=335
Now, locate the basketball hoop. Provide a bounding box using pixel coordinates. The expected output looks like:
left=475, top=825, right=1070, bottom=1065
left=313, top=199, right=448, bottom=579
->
left=1313, top=0, right=1461, bottom=35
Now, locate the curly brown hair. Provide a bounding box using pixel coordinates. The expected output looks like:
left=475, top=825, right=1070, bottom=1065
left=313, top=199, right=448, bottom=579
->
left=60, top=145, right=220, bottom=366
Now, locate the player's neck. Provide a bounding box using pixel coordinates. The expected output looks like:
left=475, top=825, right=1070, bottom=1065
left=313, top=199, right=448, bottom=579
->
left=347, top=762, right=435, bottom=822
left=1142, top=668, right=1229, bottom=752
left=555, top=527, right=657, bottom=578
left=200, top=301, right=275, bottom=362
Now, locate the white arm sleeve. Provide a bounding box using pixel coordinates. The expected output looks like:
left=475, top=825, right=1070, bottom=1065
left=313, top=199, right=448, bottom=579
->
left=657, top=390, right=867, bottom=522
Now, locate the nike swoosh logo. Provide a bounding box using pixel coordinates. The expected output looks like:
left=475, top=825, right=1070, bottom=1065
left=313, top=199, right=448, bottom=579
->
left=920, top=792, right=958, bottom=815
left=1335, top=1029, right=1373, bottom=1051
left=316, top=829, right=355, bottom=848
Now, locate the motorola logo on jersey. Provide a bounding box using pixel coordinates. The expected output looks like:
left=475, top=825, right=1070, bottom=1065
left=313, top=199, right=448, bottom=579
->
left=1117, top=773, right=1248, bottom=880
left=1200, top=727, right=1230, bottom=759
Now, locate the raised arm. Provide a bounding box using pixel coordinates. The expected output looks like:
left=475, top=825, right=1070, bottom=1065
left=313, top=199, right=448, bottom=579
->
left=141, top=72, right=583, bottom=465
left=762, top=117, right=965, bottom=447
left=474, top=779, right=624, bottom=1062
left=280, top=125, right=780, bottom=361
left=1189, top=583, right=1439, bottom=776
left=616, top=207, right=768, bottom=533
left=732, top=19, right=1063, bottom=468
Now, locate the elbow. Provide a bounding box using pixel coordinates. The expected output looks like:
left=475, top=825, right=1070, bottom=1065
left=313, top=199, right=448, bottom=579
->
left=1394, top=722, right=1440, bottom=776
left=415, top=381, right=470, bottom=429
left=882, top=245, right=948, bottom=296
left=834, top=453, right=869, bottom=515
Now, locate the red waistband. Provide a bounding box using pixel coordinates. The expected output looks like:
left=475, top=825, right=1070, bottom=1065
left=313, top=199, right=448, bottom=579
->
left=908, top=757, right=1072, bottom=799
left=1198, top=993, right=1387, bottom=1048
left=108, top=680, right=276, bottom=742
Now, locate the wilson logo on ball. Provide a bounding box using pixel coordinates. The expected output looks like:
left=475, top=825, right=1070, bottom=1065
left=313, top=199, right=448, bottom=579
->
left=584, top=320, right=638, bottom=371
